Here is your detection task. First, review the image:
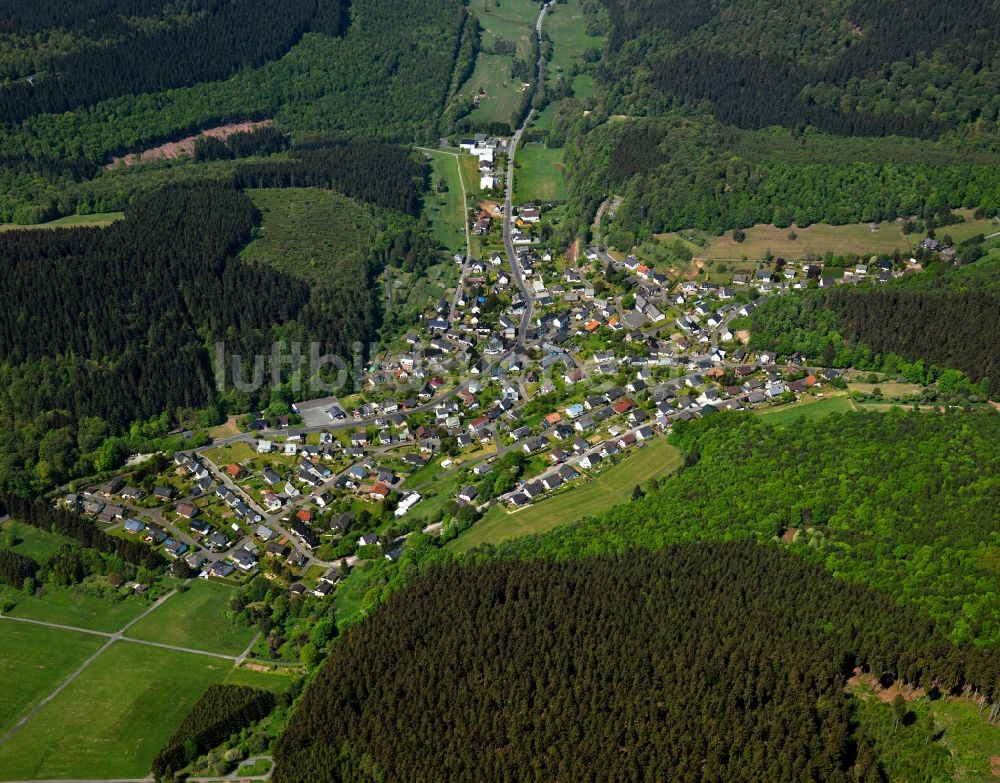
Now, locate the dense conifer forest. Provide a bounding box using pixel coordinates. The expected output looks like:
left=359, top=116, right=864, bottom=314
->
left=749, top=262, right=1000, bottom=396
left=0, top=0, right=347, bottom=122
left=0, top=140, right=432, bottom=495
left=274, top=542, right=997, bottom=782
left=152, top=685, right=276, bottom=778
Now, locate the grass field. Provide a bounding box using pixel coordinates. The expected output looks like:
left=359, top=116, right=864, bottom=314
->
left=0, top=584, right=149, bottom=633
left=755, top=394, right=856, bottom=425
left=125, top=581, right=257, bottom=656
left=202, top=440, right=257, bottom=467
left=471, top=0, right=539, bottom=59
left=847, top=382, right=923, bottom=397
left=465, top=53, right=524, bottom=127
left=544, top=0, right=602, bottom=79
left=514, top=143, right=568, bottom=203
left=700, top=213, right=1000, bottom=261
left=422, top=150, right=472, bottom=253
left=0, top=643, right=287, bottom=781
left=240, top=188, right=375, bottom=286
left=1, top=519, right=68, bottom=562
left=449, top=438, right=683, bottom=553
left=0, top=212, right=124, bottom=232
left=0, top=622, right=105, bottom=735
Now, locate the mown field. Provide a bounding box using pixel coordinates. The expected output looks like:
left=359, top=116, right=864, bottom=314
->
left=543, top=0, right=602, bottom=81
left=514, top=142, right=568, bottom=203
left=239, top=188, right=375, bottom=286
left=422, top=149, right=471, bottom=253
left=125, top=580, right=258, bottom=656
left=465, top=54, right=525, bottom=127
left=754, top=394, right=856, bottom=425
left=700, top=213, right=1000, bottom=261
left=0, top=583, right=150, bottom=633
left=0, top=622, right=105, bottom=736
left=0, top=642, right=288, bottom=781
left=449, top=438, right=683, bottom=552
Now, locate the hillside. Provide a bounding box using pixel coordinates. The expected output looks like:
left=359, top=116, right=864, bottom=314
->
left=274, top=542, right=997, bottom=782
left=544, top=0, right=1000, bottom=241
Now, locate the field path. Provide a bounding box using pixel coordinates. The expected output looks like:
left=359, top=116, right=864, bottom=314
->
left=0, top=583, right=250, bottom=749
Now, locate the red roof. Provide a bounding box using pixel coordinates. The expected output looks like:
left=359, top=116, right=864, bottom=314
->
left=296, top=509, right=311, bottom=522
left=613, top=397, right=636, bottom=414
left=371, top=483, right=390, bottom=497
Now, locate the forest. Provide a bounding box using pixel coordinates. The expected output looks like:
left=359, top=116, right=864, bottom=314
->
left=749, top=264, right=1000, bottom=396
left=558, top=113, right=1000, bottom=240
left=0, top=0, right=347, bottom=123
left=599, top=0, right=1000, bottom=133
left=235, top=141, right=428, bottom=215
left=274, top=542, right=997, bottom=782
left=152, top=684, right=276, bottom=779
left=0, top=156, right=435, bottom=496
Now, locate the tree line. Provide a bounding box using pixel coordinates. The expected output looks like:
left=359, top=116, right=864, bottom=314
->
left=235, top=141, right=428, bottom=215
left=749, top=273, right=1000, bottom=397
left=152, top=684, right=276, bottom=779
left=0, top=0, right=346, bottom=124
left=1, top=496, right=164, bottom=569
left=0, top=548, right=38, bottom=588
left=193, top=126, right=289, bottom=162
left=274, top=540, right=997, bottom=782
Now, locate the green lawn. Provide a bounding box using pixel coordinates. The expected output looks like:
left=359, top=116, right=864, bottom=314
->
left=239, top=188, right=375, bottom=286
left=422, top=150, right=471, bottom=253
left=0, top=622, right=105, bottom=735
left=0, top=584, right=149, bottom=633
left=449, top=438, right=683, bottom=552
left=125, top=580, right=257, bottom=656
left=544, top=0, right=602, bottom=78
left=0, top=212, right=123, bottom=232
left=202, top=439, right=258, bottom=466
left=1, top=519, right=69, bottom=562
left=0, top=643, right=287, bottom=781
left=514, top=142, right=568, bottom=202
left=465, top=54, right=525, bottom=127
left=754, top=394, right=856, bottom=426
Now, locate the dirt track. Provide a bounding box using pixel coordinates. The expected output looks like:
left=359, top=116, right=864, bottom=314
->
left=106, top=119, right=273, bottom=168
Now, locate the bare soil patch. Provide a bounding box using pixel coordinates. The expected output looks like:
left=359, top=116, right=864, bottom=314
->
left=107, top=120, right=273, bottom=168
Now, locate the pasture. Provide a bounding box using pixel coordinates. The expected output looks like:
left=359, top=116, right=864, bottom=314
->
left=514, top=143, right=568, bottom=202
left=0, top=212, right=123, bottom=232
left=449, top=438, right=683, bottom=552
left=755, top=394, right=856, bottom=425
left=0, top=642, right=286, bottom=781
left=0, top=622, right=105, bottom=736
left=125, top=580, right=257, bottom=656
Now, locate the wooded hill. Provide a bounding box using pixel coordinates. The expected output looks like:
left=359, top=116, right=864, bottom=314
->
left=0, top=0, right=347, bottom=123
left=601, top=0, right=1000, bottom=135
left=0, top=141, right=432, bottom=496
left=748, top=260, right=1000, bottom=397
left=274, top=541, right=997, bottom=782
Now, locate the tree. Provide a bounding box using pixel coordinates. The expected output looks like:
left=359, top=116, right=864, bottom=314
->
left=733, top=227, right=746, bottom=242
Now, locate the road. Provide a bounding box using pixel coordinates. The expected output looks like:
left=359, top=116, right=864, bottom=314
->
left=501, top=2, right=548, bottom=350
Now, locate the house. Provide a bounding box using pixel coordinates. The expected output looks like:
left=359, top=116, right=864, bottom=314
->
left=185, top=552, right=206, bottom=570
left=357, top=533, right=380, bottom=547
left=369, top=483, right=391, bottom=500
left=459, top=485, right=478, bottom=503
left=230, top=548, right=257, bottom=572
left=262, top=468, right=281, bottom=486
left=612, top=397, right=636, bottom=415
left=164, top=539, right=188, bottom=558
left=579, top=451, right=603, bottom=469
left=152, top=486, right=174, bottom=501
left=226, top=463, right=246, bottom=480
left=290, top=519, right=320, bottom=550
left=123, top=518, right=146, bottom=535
left=190, top=519, right=211, bottom=536
left=541, top=474, right=563, bottom=491
left=256, top=439, right=274, bottom=454
left=99, top=476, right=124, bottom=497
left=175, top=502, right=198, bottom=519
left=313, top=581, right=334, bottom=598
left=208, top=532, right=230, bottom=550
left=255, top=525, right=276, bottom=541
left=208, top=561, right=234, bottom=579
